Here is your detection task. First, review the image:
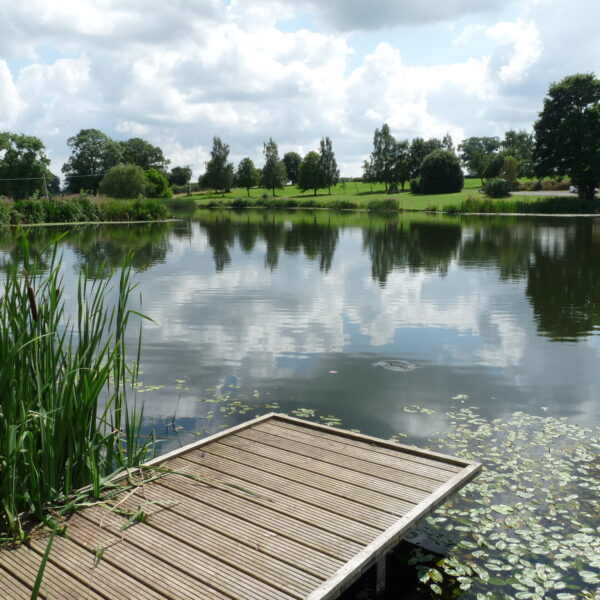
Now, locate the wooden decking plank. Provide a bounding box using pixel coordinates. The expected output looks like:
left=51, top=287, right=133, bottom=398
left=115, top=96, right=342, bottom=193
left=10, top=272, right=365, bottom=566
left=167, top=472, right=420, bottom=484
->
left=225, top=429, right=441, bottom=496
left=203, top=439, right=422, bottom=512
left=28, top=534, right=165, bottom=600
left=258, top=420, right=461, bottom=476
left=86, top=500, right=324, bottom=597
left=0, top=564, right=45, bottom=600
left=165, top=455, right=381, bottom=545
left=75, top=510, right=299, bottom=600
left=0, top=543, right=106, bottom=600
left=180, top=450, right=401, bottom=528
left=153, top=472, right=361, bottom=561
left=64, top=518, right=229, bottom=600
left=112, top=483, right=344, bottom=578
left=272, top=415, right=468, bottom=470
left=238, top=425, right=449, bottom=486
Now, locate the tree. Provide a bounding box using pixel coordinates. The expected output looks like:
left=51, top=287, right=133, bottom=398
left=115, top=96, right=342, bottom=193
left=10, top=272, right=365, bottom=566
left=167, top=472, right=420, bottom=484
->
left=0, top=133, right=51, bottom=199
left=319, top=137, right=339, bottom=194
left=391, top=139, right=411, bottom=190
left=282, top=152, right=302, bottom=185
left=441, top=133, right=454, bottom=153
left=362, top=158, right=375, bottom=191
left=371, top=124, right=396, bottom=190
left=168, top=166, right=192, bottom=186
left=203, top=136, right=234, bottom=195
left=146, top=168, right=172, bottom=198
left=419, top=149, right=464, bottom=194
left=500, top=155, right=521, bottom=190
left=261, top=138, right=287, bottom=196
left=501, top=130, right=534, bottom=176
left=298, top=151, right=324, bottom=196
left=534, top=73, right=600, bottom=200
left=62, top=129, right=122, bottom=193
left=119, top=137, right=169, bottom=172
left=409, top=137, right=443, bottom=178
left=235, top=157, right=259, bottom=196
left=458, top=136, right=501, bottom=184
left=99, top=164, right=148, bottom=198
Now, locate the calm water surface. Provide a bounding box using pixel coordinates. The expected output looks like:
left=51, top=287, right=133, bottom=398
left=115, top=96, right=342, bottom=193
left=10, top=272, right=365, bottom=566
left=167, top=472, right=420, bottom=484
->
left=3, top=211, right=600, bottom=451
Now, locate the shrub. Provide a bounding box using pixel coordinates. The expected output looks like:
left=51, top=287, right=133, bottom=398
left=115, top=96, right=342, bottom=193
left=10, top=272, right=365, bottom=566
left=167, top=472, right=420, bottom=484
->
left=387, top=182, right=399, bottom=194
left=419, top=150, right=464, bottom=194
left=329, top=200, right=358, bottom=210
left=231, top=198, right=250, bottom=209
left=410, top=178, right=421, bottom=194
left=0, top=200, right=8, bottom=225
left=98, top=197, right=168, bottom=221
left=367, top=198, right=399, bottom=211
left=146, top=168, right=172, bottom=198
left=14, top=198, right=45, bottom=223
left=100, top=164, right=149, bottom=198
left=484, top=178, right=511, bottom=198
left=75, top=190, right=100, bottom=221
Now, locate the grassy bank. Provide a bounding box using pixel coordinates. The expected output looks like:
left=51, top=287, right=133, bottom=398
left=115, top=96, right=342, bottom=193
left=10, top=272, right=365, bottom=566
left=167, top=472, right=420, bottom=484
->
left=0, top=233, right=152, bottom=539
left=1, top=194, right=168, bottom=226
left=173, top=179, right=598, bottom=213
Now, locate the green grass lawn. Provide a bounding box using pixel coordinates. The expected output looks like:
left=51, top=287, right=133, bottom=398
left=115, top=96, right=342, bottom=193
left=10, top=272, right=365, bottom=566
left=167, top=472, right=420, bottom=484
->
left=179, top=178, right=540, bottom=211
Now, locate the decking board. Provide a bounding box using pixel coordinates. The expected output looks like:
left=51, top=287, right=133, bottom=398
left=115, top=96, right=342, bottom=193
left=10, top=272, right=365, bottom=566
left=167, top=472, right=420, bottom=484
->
left=0, top=413, right=480, bottom=599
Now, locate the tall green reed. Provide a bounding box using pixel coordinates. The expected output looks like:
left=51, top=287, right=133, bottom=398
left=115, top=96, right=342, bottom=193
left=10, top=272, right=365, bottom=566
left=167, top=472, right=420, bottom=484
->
left=0, top=231, right=152, bottom=538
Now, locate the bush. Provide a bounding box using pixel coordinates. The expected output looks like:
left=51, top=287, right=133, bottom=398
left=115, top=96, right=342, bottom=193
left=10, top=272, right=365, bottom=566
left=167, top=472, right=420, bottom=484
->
left=419, top=150, right=464, bottom=194
left=14, top=198, right=45, bottom=223
left=98, top=197, right=168, bottom=221
left=75, top=191, right=100, bottom=221
left=329, top=200, right=358, bottom=210
left=484, top=178, right=511, bottom=198
left=367, top=198, right=399, bottom=211
left=146, top=168, right=172, bottom=199
left=387, top=183, right=399, bottom=194
left=410, top=178, right=420, bottom=194
left=0, top=201, right=9, bottom=225
left=100, top=164, right=149, bottom=199
left=231, top=198, right=250, bottom=209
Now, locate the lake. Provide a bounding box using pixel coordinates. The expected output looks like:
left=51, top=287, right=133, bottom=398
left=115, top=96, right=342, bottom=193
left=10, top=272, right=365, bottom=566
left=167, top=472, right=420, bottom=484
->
left=2, top=210, right=599, bottom=597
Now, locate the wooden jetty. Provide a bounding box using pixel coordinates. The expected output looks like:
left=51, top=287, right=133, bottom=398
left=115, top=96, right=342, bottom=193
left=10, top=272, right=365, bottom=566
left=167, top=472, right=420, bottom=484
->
left=0, top=413, right=480, bottom=599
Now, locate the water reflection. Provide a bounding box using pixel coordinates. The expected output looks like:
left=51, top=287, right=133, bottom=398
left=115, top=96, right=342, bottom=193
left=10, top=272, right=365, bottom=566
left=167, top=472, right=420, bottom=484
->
left=2, top=214, right=600, bottom=343
left=1, top=212, right=599, bottom=446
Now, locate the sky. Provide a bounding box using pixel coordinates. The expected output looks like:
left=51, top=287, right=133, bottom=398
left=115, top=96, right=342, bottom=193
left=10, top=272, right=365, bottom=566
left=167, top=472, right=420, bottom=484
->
left=0, top=0, right=598, bottom=178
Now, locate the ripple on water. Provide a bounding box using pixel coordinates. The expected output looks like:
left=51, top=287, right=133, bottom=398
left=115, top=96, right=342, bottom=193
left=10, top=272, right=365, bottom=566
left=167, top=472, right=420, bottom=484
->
left=374, top=359, right=417, bottom=372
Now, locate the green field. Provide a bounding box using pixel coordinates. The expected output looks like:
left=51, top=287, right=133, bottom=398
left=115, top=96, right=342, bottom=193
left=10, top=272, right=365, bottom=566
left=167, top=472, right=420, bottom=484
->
left=180, top=178, right=541, bottom=211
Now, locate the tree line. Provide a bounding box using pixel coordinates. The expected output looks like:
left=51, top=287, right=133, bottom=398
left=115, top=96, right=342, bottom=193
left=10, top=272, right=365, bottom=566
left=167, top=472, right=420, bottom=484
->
left=0, top=73, right=598, bottom=200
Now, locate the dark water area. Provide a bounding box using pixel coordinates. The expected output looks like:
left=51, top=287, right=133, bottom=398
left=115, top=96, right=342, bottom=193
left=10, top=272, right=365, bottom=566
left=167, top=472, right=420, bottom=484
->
left=3, top=211, right=600, bottom=598
left=2, top=211, right=599, bottom=450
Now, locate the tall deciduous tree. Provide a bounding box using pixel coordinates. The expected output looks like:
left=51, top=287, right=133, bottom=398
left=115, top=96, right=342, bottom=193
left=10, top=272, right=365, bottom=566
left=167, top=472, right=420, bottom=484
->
left=62, top=129, right=122, bottom=193
left=501, top=130, right=534, bottom=176
left=236, top=157, right=259, bottom=196
left=391, top=139, right=411, bottom=190
left=319, top=137, right=339, bottom=194
left=119, top=138, right=170, bottom=172
left=261, top=138, right=287, bottom=196
left=298, top=151, right=324, bottom=196
left=168, top=166, right=192, bottom=186
left=0, top=132, right=51, bottom=199
left=534, top=73, right=600, bottom=199
left=371, top=124, right=396, bottom=190
left=282, top=151, right=302, bottom=185
left=458, top=136, right=501, bottom=184
left=203, top=136, right=234, bottom=195
left=409, top=137, right=443, bottom=178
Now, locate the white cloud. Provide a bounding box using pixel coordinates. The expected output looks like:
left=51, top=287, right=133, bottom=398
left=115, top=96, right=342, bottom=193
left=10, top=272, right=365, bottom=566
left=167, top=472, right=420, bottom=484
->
left=0, top=0, right=598, bottom=176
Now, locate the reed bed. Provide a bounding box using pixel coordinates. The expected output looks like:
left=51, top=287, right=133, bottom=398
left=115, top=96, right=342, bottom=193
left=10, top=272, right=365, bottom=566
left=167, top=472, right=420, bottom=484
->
left=0, top=232, right=151, bottom=539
